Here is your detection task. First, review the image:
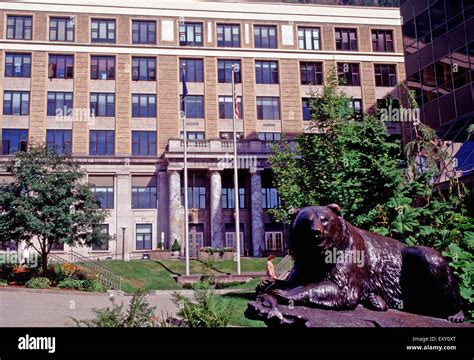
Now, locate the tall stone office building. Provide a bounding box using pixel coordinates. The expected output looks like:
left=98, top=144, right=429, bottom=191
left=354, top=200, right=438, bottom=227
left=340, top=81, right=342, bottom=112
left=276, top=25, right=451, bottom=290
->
left=0, top=0, right=404, bottom=258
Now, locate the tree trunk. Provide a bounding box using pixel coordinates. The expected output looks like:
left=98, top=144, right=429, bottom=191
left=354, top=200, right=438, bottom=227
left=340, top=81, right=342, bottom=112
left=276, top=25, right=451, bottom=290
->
left=41, top=251, right=48, bottom=275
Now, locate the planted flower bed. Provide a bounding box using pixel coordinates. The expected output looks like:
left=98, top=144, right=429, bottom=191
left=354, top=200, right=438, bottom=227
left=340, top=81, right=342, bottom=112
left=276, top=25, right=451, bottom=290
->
left=199, top=247, right=236, bottom=261
left=0, top=262, right=106, bottom=292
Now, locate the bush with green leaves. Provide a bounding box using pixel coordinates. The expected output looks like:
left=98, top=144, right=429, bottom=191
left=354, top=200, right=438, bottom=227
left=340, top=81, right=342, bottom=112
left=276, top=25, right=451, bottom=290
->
left=172, top=279, right=234, bottom=327
left=82, top=279, right=106, bottom=292
left=171, top=239, right=181, bottom=252
left=57, top=278, right=85, bottom=290
left=74, top=290, right=168, bottom=327
left=25, top=277, right=51, bottom=289
left=0, top=279, right=7, bottom=287
left=0, top=263, right=15, bottom=281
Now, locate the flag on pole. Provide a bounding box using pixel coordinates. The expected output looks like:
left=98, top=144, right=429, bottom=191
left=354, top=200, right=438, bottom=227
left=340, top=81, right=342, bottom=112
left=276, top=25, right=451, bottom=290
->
left=233, top=73, right=240, bottom=120
left=180, top=65, right=188, bottom=113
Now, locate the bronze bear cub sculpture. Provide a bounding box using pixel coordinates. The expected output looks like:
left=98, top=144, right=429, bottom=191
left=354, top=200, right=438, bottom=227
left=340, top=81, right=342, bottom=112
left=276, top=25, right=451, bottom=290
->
left=258, top=204, right=465, bottom=322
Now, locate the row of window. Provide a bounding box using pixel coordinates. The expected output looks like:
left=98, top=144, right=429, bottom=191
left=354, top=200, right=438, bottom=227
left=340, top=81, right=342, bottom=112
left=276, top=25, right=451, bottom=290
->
left=7, top=53, right=399, bottom=88
left=6, top=15, right=396, bottom=53
left=74, top=224, right=283, bottom=253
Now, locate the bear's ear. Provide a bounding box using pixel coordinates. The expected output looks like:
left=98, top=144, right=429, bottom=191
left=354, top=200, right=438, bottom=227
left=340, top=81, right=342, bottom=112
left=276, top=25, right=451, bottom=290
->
left=328, top=203, right=342, bottom=216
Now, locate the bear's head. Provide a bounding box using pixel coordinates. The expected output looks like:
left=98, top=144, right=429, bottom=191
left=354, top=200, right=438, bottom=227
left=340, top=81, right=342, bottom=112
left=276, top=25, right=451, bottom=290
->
left=290, top=204, right=346, bottom=260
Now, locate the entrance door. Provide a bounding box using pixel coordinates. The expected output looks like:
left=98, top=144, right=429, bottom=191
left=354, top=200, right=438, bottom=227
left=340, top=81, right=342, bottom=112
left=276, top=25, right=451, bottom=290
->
left=189, top=224, right=204, bottom=257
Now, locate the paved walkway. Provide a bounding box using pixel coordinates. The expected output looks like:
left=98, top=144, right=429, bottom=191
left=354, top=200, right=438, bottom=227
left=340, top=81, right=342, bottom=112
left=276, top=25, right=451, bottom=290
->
left=0, top=288, right=179, bottom=327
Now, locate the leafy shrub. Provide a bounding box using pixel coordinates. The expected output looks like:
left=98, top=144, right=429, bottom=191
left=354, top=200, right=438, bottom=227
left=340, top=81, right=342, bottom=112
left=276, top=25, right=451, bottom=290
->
left=48, top=263, right=85, bottom=285
left=214, top=281, right=246, bottom=289
left=172, top=279, right=234, bottom=327
left=200, top=247, right=235, bottom=255
left=82, top=279, right=106, bottom=292
left=57, top=278, right=85, bottom=290
left=0, top=263, right=16, bottom=281
left=74, top=290, right=167, bottom=327
left=0, top=279, right=8, bottom=287
left=25, top=277, right=51, bottom=289
left=171, top=239, right=181, bottom=252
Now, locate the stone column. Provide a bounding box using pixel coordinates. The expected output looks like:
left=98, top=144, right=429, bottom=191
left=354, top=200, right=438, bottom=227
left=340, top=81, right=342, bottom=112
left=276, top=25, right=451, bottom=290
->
left=210, top=171, right=223, bottom=248
left=168, top=171, right=182, bottom=251
left=116, top=173, right=132, bottom=260
left=251, top=171, right=265, bottom=257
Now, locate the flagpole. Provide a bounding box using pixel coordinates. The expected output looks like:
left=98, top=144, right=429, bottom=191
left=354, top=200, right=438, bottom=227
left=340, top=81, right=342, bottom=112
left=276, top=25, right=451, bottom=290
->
left=231, top=64, right=241, bottom=275
left=181, top=63, right=190, bottom=277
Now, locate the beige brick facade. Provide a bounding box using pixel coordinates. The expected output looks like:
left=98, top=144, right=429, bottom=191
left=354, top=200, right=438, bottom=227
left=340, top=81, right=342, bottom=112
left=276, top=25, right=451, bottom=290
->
left=0, top=0, right=404, bottom=258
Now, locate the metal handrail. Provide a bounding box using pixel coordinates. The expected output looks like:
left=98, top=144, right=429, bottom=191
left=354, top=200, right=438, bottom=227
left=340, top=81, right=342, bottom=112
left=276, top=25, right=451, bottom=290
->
left=68, top=250, right=122, bottom=291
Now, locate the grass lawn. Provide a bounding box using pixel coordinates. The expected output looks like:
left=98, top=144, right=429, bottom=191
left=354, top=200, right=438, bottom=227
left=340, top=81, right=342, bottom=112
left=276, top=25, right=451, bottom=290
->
left=221, top=291, right=266, bottom=327
left=100, top=258, right=281, bottom=293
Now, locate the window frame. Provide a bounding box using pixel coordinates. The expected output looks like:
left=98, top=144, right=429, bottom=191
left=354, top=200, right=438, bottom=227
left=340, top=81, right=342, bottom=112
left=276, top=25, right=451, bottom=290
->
left=136, top=224, right=153, bottom=250
left=256, top=96, right=280, bottom=120
left=179, top=22, right=203, bottom=46
left=90, top=93, right=115, bottom=117
left=180, top=58, right=204, bottom=83
left=255, top=60, right=279, bottom=84
left=217, top=24, right=241, bottom=48
left=3, top=91, right=30, bottom=115
left=181, top=95, right=205, bottom=118
left=298, top=27, right=321, bottom=50
left=49, top=17, right=75, bottom=42
left=132, top=94, right=156, bottom=118
left=131, top=20, right=157, bottom=45
left=91, top=19, right=116, bottom=43
left=300, top=61, right=323, bottom=85
left=131, top=57, right=156, bottom=81
left=374, top=64, right=398, bottom=87
left=89, top=130, right=115, bottom=156
left=90, top=186, right=114, bottom=209
left=131, top=131, right=157, bottom=157
left=218, top=95, right=243, bottom=119
left=5, top=53, right=31, bottom=78
left=221, top=187, right=246, bottom=209
left=1, top=128, right=28, bottom=155
left=92, top=224, right=110, bottom=251
left=371, top=29, right=394, bottom=52
left=90, top=56, right=115, bottom=80
left=132, top=186, right=157, bottom=209
left=6, top=16, right=32, bottom=40
left=217, top=59, right=242, bottom=84
left=254, top=25, right=277, bottom=49
left=335, top=28, right=358, bottom=51
left=48, top=54, right=74, bottom=79
left=47, top=92, right=74, bottom=117
left=337, top=63, right=361, bottom=86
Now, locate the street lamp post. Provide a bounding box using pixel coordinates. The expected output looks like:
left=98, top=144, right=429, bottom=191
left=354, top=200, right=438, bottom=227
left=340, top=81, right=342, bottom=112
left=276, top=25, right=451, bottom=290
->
left=121, top=227, right=127, bottom=260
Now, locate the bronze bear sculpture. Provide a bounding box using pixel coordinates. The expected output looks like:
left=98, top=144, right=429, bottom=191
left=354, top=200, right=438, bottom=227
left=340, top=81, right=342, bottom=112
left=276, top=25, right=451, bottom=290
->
left=258, top=204, right=465, bottom=322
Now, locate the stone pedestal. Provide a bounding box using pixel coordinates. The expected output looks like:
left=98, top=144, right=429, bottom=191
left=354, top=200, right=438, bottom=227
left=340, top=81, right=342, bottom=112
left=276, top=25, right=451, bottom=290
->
left=168, top=171, right=182, bottom=252
left=250, top=171, right=265, bottom=257
left=210, top=171, right=224, bottom=248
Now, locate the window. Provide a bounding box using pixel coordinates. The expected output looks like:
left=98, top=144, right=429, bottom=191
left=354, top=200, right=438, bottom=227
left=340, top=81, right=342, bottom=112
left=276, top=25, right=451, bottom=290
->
left=49, top=17, right=74, bottom=42
left=132, top=94, right=156, bottom=118
left=300, top=62, right=323, bottom=85
left=182, top=175, right=206, bottom=209
left=90, top=93, right=115, bottom=117
left=298, top=27, right=320, bottom=50
left=3, top=91, right=29, bottom=115
left=219, top=96, right=243, bottom=119
left=337, top=63, right=360, bottom=86
left=6, top=16, right=32, bottom=40
left=2, top=129, right=28, bottom=155
left=46, top=129, right=72, bottom=155
left=225, top=223, right=244, bottom=255
left=255, top=61, right=278, bottom=84
left=217, top=24, right=240, bottom=47
left=89, top=130, right=115, bottom=156
left=47, top=92, right=73, bottom=116
left=218, top=59, right=241, bottom=83
left=258, top=132, right=281, bottom=142
left=132, top=57, right=156, bottom=81
left=180, top=59, right=203, bottom=82
left=375, top=64, right=397, bottom=87
left=372, top=30, right=394, bottom=52
left=254, top=25, right=277, bottom=49
left=132, top=177, right=157, bottom=209
left=91, top=56, right=115, bottom=80
left=180, top=131, right=205, bottom=140
left=181, top=96, right=205, bottom=118
left=335, top=28, right=358, bottom=51
left=221, top=188, right=245, bottom=209
left=48, top=54, right=74, bottom=79
left=179, top=22, right=203, bottom=46
left=262, top=188, right=281, bottom=209
left=265, top=232, right=283, bottom=251
left=92, top=224, right=109, bottom=251
left=132, top=131, right=157, bottom=157
left=132, top=20, right=156, bottom=44
left=91, top=186, right=114, bottom=209
left=136, top=224, right=152, bottom=250
left=302, top=98, right=312, bottom=121
left=350, top=98, right=362, bottom=113
left=257, top=97, right=280, bottom=120
left=5, top=53, right=31, bottom=78
left=91, top=19, right=115, bottom=43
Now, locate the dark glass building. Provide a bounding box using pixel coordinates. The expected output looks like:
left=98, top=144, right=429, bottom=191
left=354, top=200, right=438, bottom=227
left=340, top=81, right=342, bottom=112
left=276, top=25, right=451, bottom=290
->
left=401, top=0, right=474, bottom=209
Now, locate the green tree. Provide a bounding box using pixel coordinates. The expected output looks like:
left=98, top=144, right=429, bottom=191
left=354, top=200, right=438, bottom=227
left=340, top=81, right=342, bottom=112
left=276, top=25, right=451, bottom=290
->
left=0, top=146, right=109, bottom=274
left=269, top=66, right=403, bottom=227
